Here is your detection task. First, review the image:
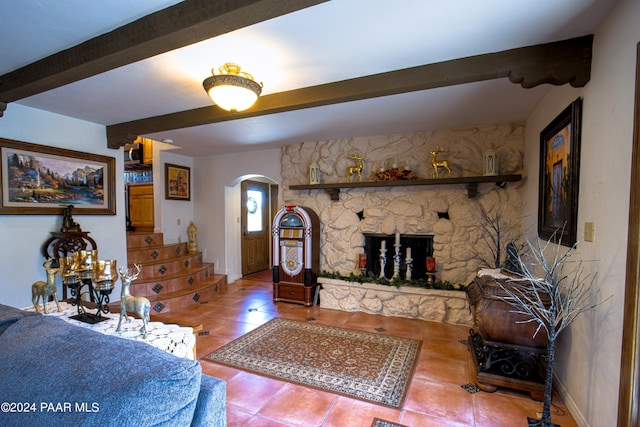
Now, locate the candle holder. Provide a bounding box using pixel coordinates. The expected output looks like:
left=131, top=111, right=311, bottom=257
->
left=60, top=254, right=86, bottom=316
left=379, top=249, right=387, bottom=279
left=92, top=260, right=118, bottom=319
left=60, top=250, right=119, bottom=324
left=406, top=258, right=413, bottom=280
left=393, top=244, right=401, bottom=279
left=358, top=253, right=367, bottom=276
left=426, top=257, right=436, bottom=284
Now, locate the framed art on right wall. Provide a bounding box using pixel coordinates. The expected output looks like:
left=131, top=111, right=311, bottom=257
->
left=538, top=97, right=583, bottom=247
left=165, top=163, right=191, bottom=201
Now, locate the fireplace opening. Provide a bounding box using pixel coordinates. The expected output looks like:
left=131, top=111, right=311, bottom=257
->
left=363, top=234, right=434, bottom=280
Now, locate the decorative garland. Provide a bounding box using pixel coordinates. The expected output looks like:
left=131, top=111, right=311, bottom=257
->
left=373, top=167, right=418, bottom=181
left=319, top=271, right=466, bottom=291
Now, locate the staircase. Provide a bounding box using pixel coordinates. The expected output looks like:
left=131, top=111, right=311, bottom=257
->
left=126, top=232, right=227, bottom=314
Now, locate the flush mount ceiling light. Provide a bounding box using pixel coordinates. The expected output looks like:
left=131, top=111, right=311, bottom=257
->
left=202, top=63, right=263, bottom=113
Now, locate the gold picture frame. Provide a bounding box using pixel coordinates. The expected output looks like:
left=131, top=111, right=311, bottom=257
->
left=0, top=138, right=116, bottom=215
left=538, top=97, right=582, bottom=246
left=165, top=163, right=190, bottom=201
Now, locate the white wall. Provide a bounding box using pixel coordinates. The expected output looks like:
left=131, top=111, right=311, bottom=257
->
left=193, top=148, right=281, bottom=281
left=522, top=0, right=639, bottom=424
left=155, top=146, right=194, bottom=244
left=0, top=104, right=128, bottom=308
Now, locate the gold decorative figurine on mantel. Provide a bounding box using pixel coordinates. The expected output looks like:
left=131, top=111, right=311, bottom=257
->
left=187, top=221, right=198, bottom=254
left=430, top=147, right=452, bottom=178
left=347, top=153, right=364, bottom=182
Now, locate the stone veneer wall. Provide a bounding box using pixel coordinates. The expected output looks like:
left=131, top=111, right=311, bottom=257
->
left=281, top=123, right=525, bottom=286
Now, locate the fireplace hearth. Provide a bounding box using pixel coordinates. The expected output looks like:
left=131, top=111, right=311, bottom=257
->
left=363, top=234, right=434, bottom=280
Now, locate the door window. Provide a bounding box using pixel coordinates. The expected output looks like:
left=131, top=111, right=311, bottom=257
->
left=246, top=189, right=263, bottom=232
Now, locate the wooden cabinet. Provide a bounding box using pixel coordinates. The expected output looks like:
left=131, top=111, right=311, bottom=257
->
left=128, top=184, right=154, bottom=231
left=133, top=136, right=154, bottom=164
left=141, top=137, right=153, bottom=164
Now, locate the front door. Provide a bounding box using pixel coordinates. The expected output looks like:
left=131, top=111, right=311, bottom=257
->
left=241, top=180, right=270, bottom=275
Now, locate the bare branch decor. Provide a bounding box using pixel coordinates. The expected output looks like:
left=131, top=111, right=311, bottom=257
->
left=497, top=229, right=609, bottom=427
left=471, top=203, right=526, bottom=269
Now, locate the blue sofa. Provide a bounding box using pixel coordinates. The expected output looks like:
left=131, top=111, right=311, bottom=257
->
left=0, top=304, right=226, bottom=426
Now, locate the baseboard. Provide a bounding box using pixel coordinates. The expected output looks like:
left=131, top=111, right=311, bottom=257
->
left=554, top=374, right=590, bottom=427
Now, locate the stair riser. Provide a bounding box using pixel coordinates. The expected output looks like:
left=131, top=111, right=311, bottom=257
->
left=126, top=233, right=164, bottom=249
left=127, top=243, right=188, bottom=265
left=130, top=267, right=216, bottom=297
left=135, top=253, right=205, bottom=281
left=149, top=283, right=227, bottom=315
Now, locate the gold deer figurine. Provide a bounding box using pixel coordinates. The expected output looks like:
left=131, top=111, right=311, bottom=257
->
left=347, top=153, right=364, bottom=182
left=430, top=147, right=451, bottom=178
left=32, top=257, right=62, bottom=314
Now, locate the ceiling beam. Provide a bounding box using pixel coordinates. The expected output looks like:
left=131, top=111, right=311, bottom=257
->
left=0, top=0, right=328, bottom=105
left=106, top=35, right=593, bottom=149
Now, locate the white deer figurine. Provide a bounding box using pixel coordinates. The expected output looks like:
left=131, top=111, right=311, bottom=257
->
left=430, top=147, right=452, bottom=178
left=116, top=264, right=150, bottom=338
left=32, top=257, right=62, bottom=314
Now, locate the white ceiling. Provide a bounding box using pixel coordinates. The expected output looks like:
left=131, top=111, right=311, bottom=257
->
left=0, top=0, right=619, bottom=156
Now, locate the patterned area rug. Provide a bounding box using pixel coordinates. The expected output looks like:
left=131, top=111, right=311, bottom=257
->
left=205, top=318, right=421, bottom=408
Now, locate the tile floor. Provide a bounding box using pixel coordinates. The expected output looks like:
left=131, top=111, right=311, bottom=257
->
left=168, top=273, right=579, bottom=427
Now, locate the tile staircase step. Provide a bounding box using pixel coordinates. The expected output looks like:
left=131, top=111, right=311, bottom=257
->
left=127, top=242, right=189, bottom=265
left=126, top=230, right=227, bottom=316
left=148, top=275, right=228, bottom=315
left=126, top=232, right=164, bottom=249
left=132, top=253, right=209, bottom=282
left=129, top=264, right=216, bottom=296
left=145, top=274, right=227, bottom=303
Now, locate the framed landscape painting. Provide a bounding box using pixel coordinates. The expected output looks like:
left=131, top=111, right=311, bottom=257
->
left=165, top=163, right=190, bottom=201
left=0, top=138, right=116, bottom=215
left=538, top=98, right=582, bottom=247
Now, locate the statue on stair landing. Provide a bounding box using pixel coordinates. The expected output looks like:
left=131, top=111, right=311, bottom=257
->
left=187, top=221, right=198, bottom=254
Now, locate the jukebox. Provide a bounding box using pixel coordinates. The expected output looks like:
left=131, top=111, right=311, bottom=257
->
left=272, top=206, right=320, bottom=306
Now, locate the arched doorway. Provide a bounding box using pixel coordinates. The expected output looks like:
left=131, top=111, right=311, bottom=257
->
left=223, top=175, right=279, bottom=282
left=241, top=179, right=270, bottom=275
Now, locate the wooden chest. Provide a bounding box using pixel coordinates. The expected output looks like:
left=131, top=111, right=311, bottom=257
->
left=465, top=275, right=548, bottom=400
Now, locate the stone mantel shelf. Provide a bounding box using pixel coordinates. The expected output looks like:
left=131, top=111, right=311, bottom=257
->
left=290, top=174, right=522, bottom=200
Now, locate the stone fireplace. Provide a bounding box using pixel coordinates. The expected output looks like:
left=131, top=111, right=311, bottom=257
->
left=280, top=123, right=525, bottom=323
